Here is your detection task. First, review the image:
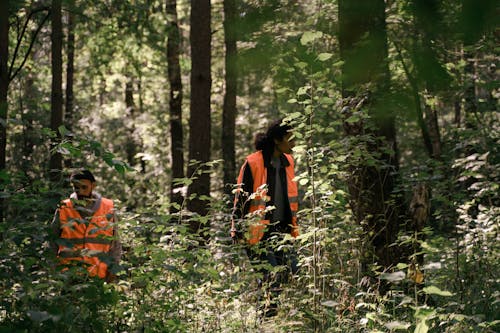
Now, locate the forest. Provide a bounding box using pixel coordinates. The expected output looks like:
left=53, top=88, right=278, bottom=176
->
left=0, top=0, right=498, bottom=332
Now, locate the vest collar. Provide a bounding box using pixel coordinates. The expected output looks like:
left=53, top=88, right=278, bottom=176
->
left=69, top=192, right=102, bottom=216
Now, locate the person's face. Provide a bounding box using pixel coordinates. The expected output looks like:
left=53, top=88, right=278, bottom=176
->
left=71, top=179, right=95, bottom=199
left=274, top=132, right=295, bottom=155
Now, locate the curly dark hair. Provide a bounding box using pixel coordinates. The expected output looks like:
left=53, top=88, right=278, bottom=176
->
left=254, top=118, right=293, bottom=152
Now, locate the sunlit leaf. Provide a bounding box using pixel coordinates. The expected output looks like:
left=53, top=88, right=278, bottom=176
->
left=385, top=321, right=411, bottom=330
left=414, top=320, right=428, bottom=333
left=317, top=53, right=333, bottom=61
left=379, top=271, right=405, bottom=282
left=300, top=31, right=323, bottom=45
left=422, top=286, right=453, bottom=296
left=321, top=300, right=339, bottom=307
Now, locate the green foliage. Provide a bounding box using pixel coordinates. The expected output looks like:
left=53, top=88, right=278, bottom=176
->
left=2, top=0, right=498, bottom=332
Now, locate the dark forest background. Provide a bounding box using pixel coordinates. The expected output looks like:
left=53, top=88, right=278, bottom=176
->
left=0, top=0, right=498, bottom=332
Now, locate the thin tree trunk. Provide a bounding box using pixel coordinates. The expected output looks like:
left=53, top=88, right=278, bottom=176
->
left=64, top=9, right=75, bottom=167
left=394, top=39, right=433, bottom=156
left=424, top=103, right=442, bottom=159
left=463, top=50, right=477, bottom=129
left=0, top=0, right=9, bottom=222
left=137, top=77, right=146, bottom=174
left=454, top=99, right=461, bottom=127
left=187, top=0, right=211, bottom=233
left=125, top=77, right=137, bottom=167
left=339, top=0, right=401, bottom=272
left=166, top=0, right=184, bottom=212
left=22, top=52, right=37, bottom=173
left=411, top=2, right=444, bottom=160
left=222, top=0, right=237, bottom=197
left=49, top=0, right=64, bottom=182
left=65, top=10, right=74, bottom=133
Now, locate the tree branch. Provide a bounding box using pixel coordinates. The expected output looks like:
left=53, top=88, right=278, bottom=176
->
left=8, top=6, right=50, bottom=82
left=391, top=37, right=433, bottom=157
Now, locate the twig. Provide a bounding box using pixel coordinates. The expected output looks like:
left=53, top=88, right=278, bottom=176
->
left=8, top=6, right=51, bottom=82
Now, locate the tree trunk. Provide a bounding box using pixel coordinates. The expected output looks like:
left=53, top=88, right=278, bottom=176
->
left=137, top=77, right=146, bottom=174
left=411, top=1, right=444, bottom=160
left=454, top=99, right=461, bottom=127
left=338, top=0, right=401, bottom=272
left=125, top=77, right=137, bottom=167
left=222, top=0, right=237, bottom=197
left=0, top=0, right=8, bottom=222
left=65, top=10, right=74, bottom=133
left=49, top=0, right=64, bottom=182
left=166, top=0, right=184, bottom=212
left=22, top=52, right=38, bottom=174
left=187, top=0, right=211, bottom=233
left=64, top=9, right=75, bottom=167
left=424, top=103, right=442, bottom=159
left=463, top=50, right=477, bottom=129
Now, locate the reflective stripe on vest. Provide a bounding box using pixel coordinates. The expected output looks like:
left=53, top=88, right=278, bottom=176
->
left=58, top=197, right=114, bottom=279
left=236, top=151, right=299, bottom=245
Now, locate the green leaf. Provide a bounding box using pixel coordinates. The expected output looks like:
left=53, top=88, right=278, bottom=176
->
left=297, top=86, right=309, bottom=96
left=275, top=87, right=289, bottom=94
left=317, top=53, right=333, bottom=61
left=414, top=320, right=428, bottom=333
left=299, top=178, right=309, bottom=185
left=319, top=97, right=334, bottom=105
left=345, top=115, right=360, bottom=123
left=385, top=321, right=411, bottom=331
left=422, top=285, right=454, bottom=296
left=295, top=61, right=308, bottom=69
left=321, top=300, right=339, bottom=307
left=58, top=125, right=69, bottom=136
left=415, top=307, right=436, bottom=319
left=332, top=60, right=344, bottom=67
left=300, top=31, right=323, bottom=45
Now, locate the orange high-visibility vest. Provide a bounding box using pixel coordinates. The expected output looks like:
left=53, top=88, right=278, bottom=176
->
left=58, top=197, right=114, bottom=279
left=236, top=151, right=299, bottom=245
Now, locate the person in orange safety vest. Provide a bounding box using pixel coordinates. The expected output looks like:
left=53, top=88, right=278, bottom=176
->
left=231, top=118, right=299, bottom=317
left=52, top=169, right=121, bottom=282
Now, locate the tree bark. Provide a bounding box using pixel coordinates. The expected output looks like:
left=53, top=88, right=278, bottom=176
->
left=463, top=50, right=477, bottom=129
left=424, top=103, right=442, bottom=159
left=49, top=0, right=64, bottom=182
left=411, top=1, right=444, bottom=159
left=187, top=0, right=211, bottom=233
left=0, top=0, right=9, bottom=222
left=166, top=0, right=184, bottom=212
left=222, top=0, right=237, bottom=197
left=136, top=77, right=146, bottom=174
left=65, top=9, right=75, bottom=134
left=125, top=77, right=137, bottom=167
left=64, top=9, right=75, bottom=167
left=339, top=0, right=401, bottom=272
left=22, top=52, right=38, bottom=174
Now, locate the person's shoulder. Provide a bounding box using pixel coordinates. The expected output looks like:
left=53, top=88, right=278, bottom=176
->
left=283, top=153, right=294, bottom=165
left=101, top=197, right=114, bottom=205
left=59, top=197, right=72, bottom=207
left=246, top=151, right=263, bottom=162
